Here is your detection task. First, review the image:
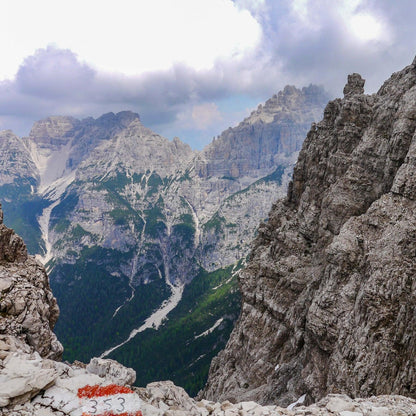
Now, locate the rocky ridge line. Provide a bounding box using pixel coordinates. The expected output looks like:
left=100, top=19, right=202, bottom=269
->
left=203, top=57, right=416, bottom=405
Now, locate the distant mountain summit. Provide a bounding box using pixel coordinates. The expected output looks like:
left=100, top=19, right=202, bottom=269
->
left=198, top=85, right=328, bottom=180
left=0, top=85, right=328, bottom=394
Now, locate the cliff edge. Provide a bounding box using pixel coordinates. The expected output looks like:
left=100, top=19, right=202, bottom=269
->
left=203, top=57, right=416, bottom=406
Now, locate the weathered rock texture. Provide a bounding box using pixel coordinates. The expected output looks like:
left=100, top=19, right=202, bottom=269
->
left=203, top=58, right=416, bottom=405
left=0, top=203, right=63, bottom=361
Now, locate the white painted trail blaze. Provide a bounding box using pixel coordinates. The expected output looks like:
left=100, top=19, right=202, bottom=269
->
left=100, top=280, right=184, bottom=358
left=194, top=317, right=224, bottom=340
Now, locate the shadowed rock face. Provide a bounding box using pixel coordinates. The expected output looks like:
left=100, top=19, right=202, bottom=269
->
left=202, top=57, right=416, bottom=406
left=0, top=203, right=63, bottom=360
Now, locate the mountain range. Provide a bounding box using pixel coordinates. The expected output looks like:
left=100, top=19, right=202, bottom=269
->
left=2, top=57, right=416, bottom=415
left=0, top=84, right=329, bottom=395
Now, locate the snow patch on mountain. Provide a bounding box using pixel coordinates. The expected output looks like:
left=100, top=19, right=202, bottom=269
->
left=26, top=138, right=74, bottom=194
left=194, top=318, right=224, bottom=340
left=100, top=280, right=184, bottom=358
left=35, top=171, right=76, bottom=268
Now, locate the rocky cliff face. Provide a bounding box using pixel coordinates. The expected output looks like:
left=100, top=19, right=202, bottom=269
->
left=0, top=203, right=63, bottom=361
left=0, top=131, right=42, bottom=253
left=203, top=57, right=416, bottom=406
left=0, top=130, right=38, bottom=187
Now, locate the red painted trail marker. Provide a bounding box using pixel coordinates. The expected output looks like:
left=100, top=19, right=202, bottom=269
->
left=77, top=384, right=142, bottom=416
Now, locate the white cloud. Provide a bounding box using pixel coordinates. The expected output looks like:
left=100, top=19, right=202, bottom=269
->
left=348, top=12, right=390, bottom=43
left=234, top=0, right=266, bottom=13
left=191, top=103, right=222, bottom=130
left=287, top=0, right=391, bottom=44
left=0, top=0, right=262, bottom=80
left=291, top=0, right=309, bottom=21
left=0, top=0, right=415, bottom=148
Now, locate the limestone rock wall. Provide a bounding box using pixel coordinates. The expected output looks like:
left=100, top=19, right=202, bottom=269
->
left=203, top=58, right=416, bottom=406
left=0, top=203, right=63, bottom=360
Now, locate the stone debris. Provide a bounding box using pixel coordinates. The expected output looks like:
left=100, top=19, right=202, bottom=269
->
left=5, top=378, right=416, bottom=416
left=0, top=351, right=57, bottom=407
left=86, top=357, right=136, bottom=386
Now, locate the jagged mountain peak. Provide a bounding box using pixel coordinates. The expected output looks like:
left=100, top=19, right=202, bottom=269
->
left=76, top=119, right=195, bottom=181
left=121, top=117, right=161, bottom=137
left=120, top=119, right=192, bottom=154
left=198, top=84, right=329, bottom=180
left=93, top=110, right=141, bottom=128
left=26, top=111, right=140, bottom=149
left=343, top=73, right=365, bottom=96
left=245, top=84, right=329, bottom=126
left=0, top=129, right=39, bottom=186
left=0, top=128, right=17, bottom=136
left=28, top=115, right=80, bottom=146
left=22, top=111, right=145, bottom=194
left=0, top=129, right=22, bottom=145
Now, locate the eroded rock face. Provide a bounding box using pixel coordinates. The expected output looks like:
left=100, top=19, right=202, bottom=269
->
left=0, top=203, right=63, bottom=360
left=0, top=130, right=39, bottom=187
left=203, top=58, right=416, bottom=405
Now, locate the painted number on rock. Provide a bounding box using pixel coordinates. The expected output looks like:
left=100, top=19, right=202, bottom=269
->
left=77, top=384, right=142, bottom=416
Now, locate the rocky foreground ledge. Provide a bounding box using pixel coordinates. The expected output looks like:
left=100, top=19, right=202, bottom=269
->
left=2, top=354, right=416, bottom=416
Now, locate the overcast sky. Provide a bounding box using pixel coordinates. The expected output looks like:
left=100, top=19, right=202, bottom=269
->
left=1, top=0, right=416, bottom=148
